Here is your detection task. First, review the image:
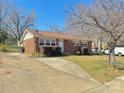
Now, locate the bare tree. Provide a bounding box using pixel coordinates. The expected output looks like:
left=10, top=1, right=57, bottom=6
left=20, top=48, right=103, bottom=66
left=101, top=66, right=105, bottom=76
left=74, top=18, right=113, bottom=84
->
left=67, top=0, right=124, bottom=68
left=0, top=0, right=8, bottom=44
left=47, top=24, right=63, bottom=32
left=0, top=0, right=7, bottom=30
left=5, top=7, right=35, bottom=47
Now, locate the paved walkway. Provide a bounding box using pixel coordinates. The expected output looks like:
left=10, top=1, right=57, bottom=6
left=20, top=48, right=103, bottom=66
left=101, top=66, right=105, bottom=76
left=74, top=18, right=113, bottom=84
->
left=86, top=76, right=124, bottom=93
left=35, top=57, right=100, bottom=83
left=0, top=53, right=100, bottom=93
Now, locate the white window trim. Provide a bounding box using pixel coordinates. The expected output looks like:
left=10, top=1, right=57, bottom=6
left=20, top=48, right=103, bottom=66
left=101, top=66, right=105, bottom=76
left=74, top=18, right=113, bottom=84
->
left=49, top=40, right=51, bottom=46
left=39, top=38, right=57, bottom=46
left=44, top=39, right=46, bottom=45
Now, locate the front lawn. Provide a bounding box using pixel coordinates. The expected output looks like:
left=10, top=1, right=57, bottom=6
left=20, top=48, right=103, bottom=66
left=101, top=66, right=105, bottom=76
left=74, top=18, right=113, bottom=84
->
left=62, top=55, right=124, bottom=83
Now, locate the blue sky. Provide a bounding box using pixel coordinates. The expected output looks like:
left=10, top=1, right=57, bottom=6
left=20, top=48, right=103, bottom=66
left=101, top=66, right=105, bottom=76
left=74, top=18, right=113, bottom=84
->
left=12, top=0, right=92, bottom=30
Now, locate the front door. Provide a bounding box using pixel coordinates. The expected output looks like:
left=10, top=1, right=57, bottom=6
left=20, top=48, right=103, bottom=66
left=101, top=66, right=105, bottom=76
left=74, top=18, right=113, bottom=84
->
left=59, top=40, right=64, bottom=53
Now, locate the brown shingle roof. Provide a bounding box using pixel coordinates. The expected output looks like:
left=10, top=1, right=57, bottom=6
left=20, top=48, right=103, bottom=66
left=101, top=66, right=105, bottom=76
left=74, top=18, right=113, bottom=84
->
left=31, top=30, right=91, bottom=41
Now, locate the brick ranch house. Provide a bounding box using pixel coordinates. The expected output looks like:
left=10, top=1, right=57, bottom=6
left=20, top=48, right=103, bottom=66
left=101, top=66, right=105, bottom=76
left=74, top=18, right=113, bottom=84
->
left=20, top=29, right=92, bottom=55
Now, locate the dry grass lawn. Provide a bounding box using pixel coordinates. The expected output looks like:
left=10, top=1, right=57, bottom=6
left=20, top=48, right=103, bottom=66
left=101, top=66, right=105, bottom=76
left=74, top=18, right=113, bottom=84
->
left=62, top=55, right=124, bottom=83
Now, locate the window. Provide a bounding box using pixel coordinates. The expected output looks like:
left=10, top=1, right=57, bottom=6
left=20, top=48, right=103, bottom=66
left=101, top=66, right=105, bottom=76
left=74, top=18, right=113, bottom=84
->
left=81, top=43, right=84, bottom=46
left=72, top=41, right=80, bottom=46
left=80, top=42, right=88, bottom=47
left=76, top=41, right=80, bottom=46
left=84, top=43, right=87, bottom=46
left=39, top=38, right=56, bottom=46
left=51, top=40, right=56, bottom=46
left=39, top=39, right=44, bottom=45
left=46, top=39, right=50, bottom=45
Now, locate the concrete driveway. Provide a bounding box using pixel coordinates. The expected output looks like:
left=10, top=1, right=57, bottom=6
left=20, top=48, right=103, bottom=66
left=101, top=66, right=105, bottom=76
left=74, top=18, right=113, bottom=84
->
left=35, top=57, right=100, bottom=83
left=0, top=53, right=100, bottom=93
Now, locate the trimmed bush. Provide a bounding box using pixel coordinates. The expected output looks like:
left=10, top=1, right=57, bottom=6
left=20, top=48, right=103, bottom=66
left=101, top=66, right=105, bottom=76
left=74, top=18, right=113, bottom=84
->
left=43, top=47, right=62, bottom=56
left=0, top=44, right=8, bottom=52
left=55, top=47, right=62, bottom=55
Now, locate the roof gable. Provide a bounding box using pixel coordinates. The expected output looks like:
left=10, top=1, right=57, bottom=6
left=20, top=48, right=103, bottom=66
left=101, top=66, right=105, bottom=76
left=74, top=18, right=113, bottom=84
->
left=20, top=29, right=34, bottom=43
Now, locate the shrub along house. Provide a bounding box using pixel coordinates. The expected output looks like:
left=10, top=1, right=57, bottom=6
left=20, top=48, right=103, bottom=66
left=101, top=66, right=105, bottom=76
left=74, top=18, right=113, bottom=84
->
left=20, top=29, right=92, bottom=56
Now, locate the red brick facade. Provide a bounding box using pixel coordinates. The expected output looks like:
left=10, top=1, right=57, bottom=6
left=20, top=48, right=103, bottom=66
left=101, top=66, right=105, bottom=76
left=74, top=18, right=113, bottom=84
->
left=64, top=40, right=80, bottom=54
left=64, top=40, right=92, bottom=54
left=22, top=38, right=36, bottom=54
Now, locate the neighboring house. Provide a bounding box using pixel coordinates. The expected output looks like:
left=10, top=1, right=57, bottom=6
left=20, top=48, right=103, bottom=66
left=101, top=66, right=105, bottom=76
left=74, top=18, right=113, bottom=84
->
left=92, top=40, right=107, bottom=54
left=20, top=29, right=92, bottom=55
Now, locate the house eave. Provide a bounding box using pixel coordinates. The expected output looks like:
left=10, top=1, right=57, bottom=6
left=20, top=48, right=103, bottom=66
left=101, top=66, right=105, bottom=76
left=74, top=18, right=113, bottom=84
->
left=20, top=29, right=34, bottom=43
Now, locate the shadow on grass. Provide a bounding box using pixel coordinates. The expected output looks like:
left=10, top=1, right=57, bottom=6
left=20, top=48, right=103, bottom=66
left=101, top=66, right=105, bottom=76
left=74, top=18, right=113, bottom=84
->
left=117, top=67, right=124, bottom=70
left=42, top=54, right=93, bottom=58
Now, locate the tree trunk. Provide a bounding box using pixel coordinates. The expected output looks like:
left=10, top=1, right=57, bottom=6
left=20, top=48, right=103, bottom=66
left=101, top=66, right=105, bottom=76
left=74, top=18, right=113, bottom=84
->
left=99, top=43, right=102, bottom=55
left=108, top=54, right=111, bottom=66
left=109, top=49, right=116, bottom=68
left=17, top=40, right=21, bottom=53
